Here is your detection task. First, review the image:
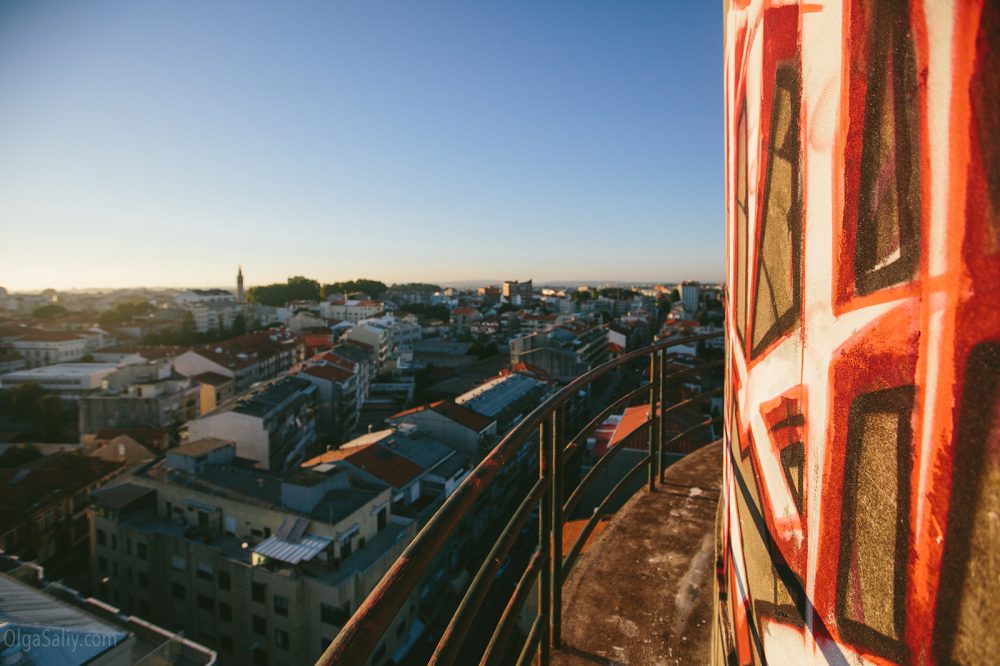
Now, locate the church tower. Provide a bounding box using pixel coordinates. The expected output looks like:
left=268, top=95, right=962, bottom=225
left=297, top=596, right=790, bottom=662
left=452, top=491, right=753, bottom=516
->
left=237, top=266, right=245, bottom=303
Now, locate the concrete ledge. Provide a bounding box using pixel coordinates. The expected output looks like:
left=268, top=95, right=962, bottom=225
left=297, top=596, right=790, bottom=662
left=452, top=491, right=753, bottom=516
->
left=553, top=441, right=722, bottom=665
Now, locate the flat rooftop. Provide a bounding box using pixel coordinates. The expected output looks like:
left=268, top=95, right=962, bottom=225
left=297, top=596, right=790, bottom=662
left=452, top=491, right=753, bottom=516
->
left=552, top=441, right=722, bottom=666
left=1, top=363, right=118, bottom=379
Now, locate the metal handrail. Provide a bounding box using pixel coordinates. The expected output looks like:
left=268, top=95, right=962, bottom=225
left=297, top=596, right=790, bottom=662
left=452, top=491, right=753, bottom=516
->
left=318, top=331, right=723, bottom=665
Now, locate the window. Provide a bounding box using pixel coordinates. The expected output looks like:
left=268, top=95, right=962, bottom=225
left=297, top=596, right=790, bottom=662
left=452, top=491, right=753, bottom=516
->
left=137, top=542, right=148, bottom=560
left=273, top=595, right=289, bottom=617
left=853, top=0, right=921, bottom=294
left=125, top=538, right=131, bottom=556
left=377, top=507, right=387, bottom=531
left=171, top=583, right=186, bottom=601
left=751, top=62, right=802, bottom=357
left=97, top=556, right=107, bottom=573
left=320, top=602, right=352, bottom=626
left=220, top=634, right=234, bottom=653
left=218, top=571, right=231, bottom=591
left=111, top=534, right=117, bottom=550
left=836, top=386, right=913, bottom=660
left=196, top=563, right=213, bottom=581
left=219, top=602, right=232, bottom=622
left=274, top=629, right=289, bottom=650
left=252, top=614, right=266, bottom=635
left=197, top=594, right=214, bottom=611
left=171, top=555, right=186, bottom=571
left=252, top=582, right=266, bottom=603
left=96, top=529, right=107, bottom=546
left=340, top=538, right=352, bottom=560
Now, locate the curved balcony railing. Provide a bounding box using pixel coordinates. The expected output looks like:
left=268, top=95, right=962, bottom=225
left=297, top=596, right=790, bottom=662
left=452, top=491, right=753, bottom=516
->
left=319, top=332, right=724, bottom=666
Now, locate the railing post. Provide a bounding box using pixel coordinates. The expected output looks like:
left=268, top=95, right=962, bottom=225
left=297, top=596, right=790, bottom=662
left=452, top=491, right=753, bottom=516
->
left=648, top=350, right=659, bottom=492
left=551, top=406, right=564, bottom=650
left=658, top=348, right=667, bottom=483
left=538, top=415, right=552, bottom=665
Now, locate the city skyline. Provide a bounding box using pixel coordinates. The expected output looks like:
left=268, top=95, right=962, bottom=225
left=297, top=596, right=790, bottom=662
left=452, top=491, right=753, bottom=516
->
left=0, top=1, right=723, bottom=291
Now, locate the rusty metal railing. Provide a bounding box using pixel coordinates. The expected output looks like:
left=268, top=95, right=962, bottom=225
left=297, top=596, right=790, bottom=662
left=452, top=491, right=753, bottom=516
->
left=318, top=332, right=723, bottom=665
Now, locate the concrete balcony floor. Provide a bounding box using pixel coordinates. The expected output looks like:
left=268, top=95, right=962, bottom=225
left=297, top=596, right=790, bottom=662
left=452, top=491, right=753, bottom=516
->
left=552, top=441, right=722, bottom=665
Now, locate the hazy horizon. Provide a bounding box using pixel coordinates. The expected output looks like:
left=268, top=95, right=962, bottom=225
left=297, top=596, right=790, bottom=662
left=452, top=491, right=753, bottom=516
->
left=4, top=273, right=724, bottom=295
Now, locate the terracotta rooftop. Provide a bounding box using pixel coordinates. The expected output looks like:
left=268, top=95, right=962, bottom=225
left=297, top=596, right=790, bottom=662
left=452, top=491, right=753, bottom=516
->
left=171, top=437, right=234, bottom=457
left=302, top=364, right=353, bottom=383
left=192, top=371, right=233, bottom=387
left=390, top=400, right=494, bottom=433
left=12, top=331, right=86, bottom=342
left=302, top=443, right=423, bottom=488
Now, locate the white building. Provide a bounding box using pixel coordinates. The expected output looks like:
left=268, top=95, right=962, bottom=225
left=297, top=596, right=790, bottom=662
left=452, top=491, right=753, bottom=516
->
left=0, top=363, right=120, bottom=399
left=319, top=299, right=383, bottom=322
left=174, top=289, right=237, bottom=306
left=680, top=281, right=701, bottom=313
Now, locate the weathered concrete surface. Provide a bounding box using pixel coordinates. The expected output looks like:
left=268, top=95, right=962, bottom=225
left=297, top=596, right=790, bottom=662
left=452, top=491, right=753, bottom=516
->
left=552, top=441, right=722, bottom=666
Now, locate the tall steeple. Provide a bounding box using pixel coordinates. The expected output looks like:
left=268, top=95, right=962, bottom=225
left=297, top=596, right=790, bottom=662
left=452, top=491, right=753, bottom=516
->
left=237, top=266, right=245, bottom=303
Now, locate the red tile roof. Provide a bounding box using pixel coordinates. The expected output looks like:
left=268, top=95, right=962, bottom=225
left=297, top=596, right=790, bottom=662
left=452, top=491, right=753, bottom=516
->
left=192, top=371, right=234, bottom=387
left=429, top=400, right=494, bottom=432
left=389, top=400, right=494, bottom=432
left=13, top=331, right=86, bottom=342
left=302, top=443, right=423, bottom=487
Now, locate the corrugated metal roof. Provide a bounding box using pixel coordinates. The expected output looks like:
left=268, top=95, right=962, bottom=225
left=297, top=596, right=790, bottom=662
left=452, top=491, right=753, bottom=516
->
left=252, top=533, right=331, bottom=564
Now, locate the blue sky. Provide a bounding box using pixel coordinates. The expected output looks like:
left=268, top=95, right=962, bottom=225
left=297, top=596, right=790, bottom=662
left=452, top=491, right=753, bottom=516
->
left=0, top=1, right=723, bottom=290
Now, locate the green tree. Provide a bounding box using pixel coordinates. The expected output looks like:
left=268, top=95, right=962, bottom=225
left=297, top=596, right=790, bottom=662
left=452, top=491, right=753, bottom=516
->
left=179, top=311, right=198, bottom=345
left=98, top=300, right=156, bottom=326
left=320, top=279, right=388, bottom=300
left=31, top=304, right=67, bottom=319
left=230, top=313, right=247, bottom=337
left=36, top=394, right=64, bottom=441
left=248, top=276, right=321, bottom=306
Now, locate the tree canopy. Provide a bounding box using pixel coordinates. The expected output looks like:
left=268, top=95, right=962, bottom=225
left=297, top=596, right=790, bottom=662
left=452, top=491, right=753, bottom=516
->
left=320, top=279, right=388, bottom=300
left=387, top=282, right=441, bottom=294
left=247, top=276, right=321, bottom=306
left=98, top=301, right=156, bottom=326
left=31, top=304, right=68, bottom=319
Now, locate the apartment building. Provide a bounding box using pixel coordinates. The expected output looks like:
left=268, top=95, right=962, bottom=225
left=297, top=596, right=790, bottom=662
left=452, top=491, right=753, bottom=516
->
left=319, top=299, right=383, bottom=322
left=387, top=400, right=497, bottom=460
left=172, top=330, right=301, bottom=391
left=187, top=376, right=318, bottom=471
left=297, top=363, right=358, bottom=445
left=0, top=453, right=122, bottom=571
left=509, top=318, right=610, bottom=382
left=78, top=359, right=200, bottom=436
left=7, top=331, right=90, bottom=367
left=501, top=280, right=533, bottom=304
left=90, top=439, right=419, bottom=666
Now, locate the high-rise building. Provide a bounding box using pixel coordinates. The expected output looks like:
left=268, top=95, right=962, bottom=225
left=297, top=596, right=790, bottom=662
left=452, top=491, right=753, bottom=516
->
left=680, top=281, right=701, bottom=313
left=236, top=266, right=245, bottom=304
left=89, top=439, right=417, bottom=665
left=501, top=279, right=533, bottom=303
